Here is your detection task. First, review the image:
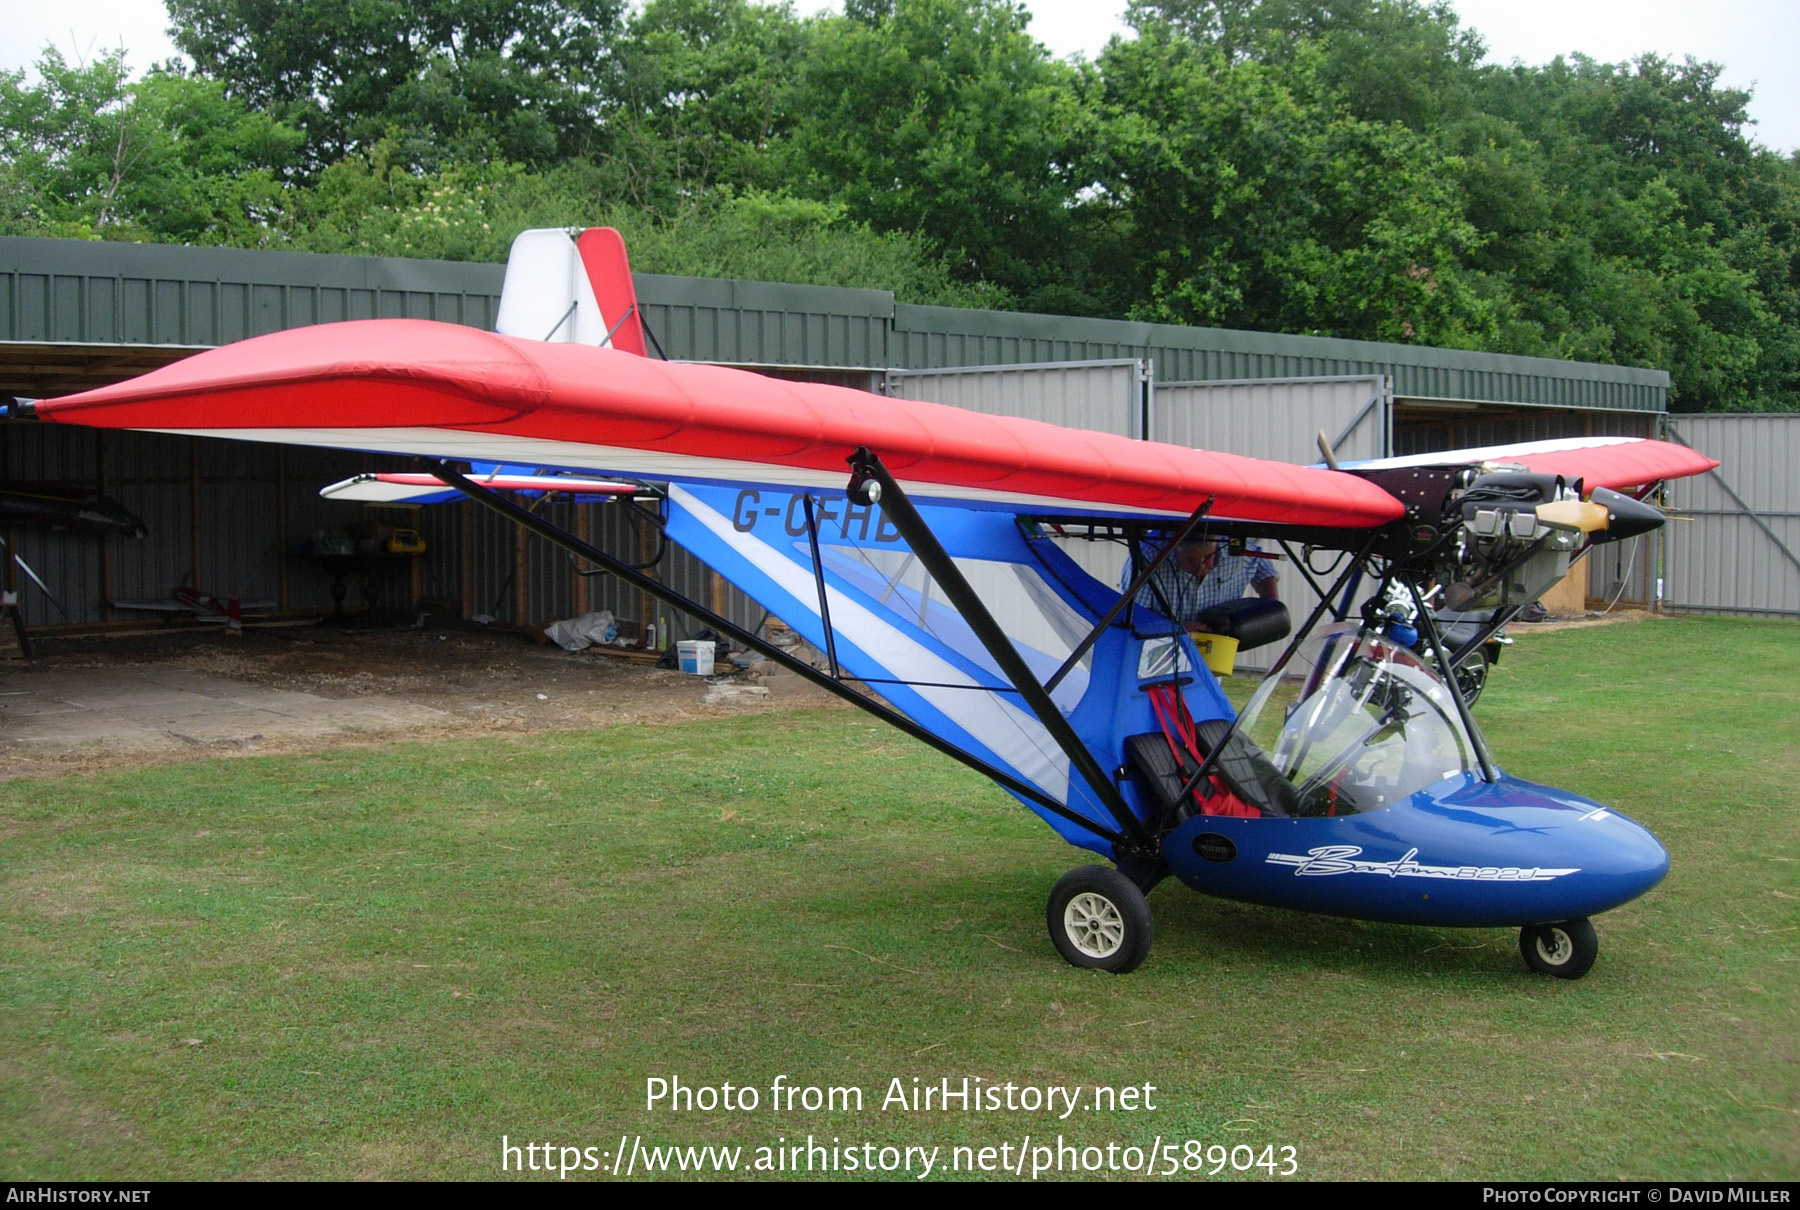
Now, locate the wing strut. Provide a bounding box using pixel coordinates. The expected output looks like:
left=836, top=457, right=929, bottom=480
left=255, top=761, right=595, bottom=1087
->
left=429, top=460, right=1127, bottom=849
left=1042, top=496, right=1214, bottom=695
left=800, top=495, right=843, bottom=679
left=846, top=449, right=1158, bottom=856
left=1405, top=577, right=1499, bottom=784
left=1165, top=534, right=1379, bottom=812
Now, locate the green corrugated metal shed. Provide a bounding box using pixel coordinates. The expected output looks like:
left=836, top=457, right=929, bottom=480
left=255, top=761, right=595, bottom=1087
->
left=0, top=234, right=1668, bottom=411
left=0, top=236, right=503, bottom=347
left=892, top=304, right=1668, bottom=412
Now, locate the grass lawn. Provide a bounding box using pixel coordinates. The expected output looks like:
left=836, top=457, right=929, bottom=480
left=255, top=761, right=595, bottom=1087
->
left=1, top=616, right=1795, bottom=1181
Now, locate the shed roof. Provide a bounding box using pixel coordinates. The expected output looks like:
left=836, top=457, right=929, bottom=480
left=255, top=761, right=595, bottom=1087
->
left=0, top=235, right=1667, bottom=411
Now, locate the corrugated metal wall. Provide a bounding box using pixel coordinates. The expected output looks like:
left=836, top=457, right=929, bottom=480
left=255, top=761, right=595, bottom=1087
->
left=637, top=274, right=890, bottom=369
left=1662, top=414, right=1800, bottom=618
left=1150, top=377, right=1388, bottom=672
left=1154, top=376, right=1390, bottom=462
left=0, top=237, right=502, bottom=348
left=889, top=303, right=1667, bottom=413
left=3, top=235, right=1668, bottom=413
left=883, top=360, right=1148, bottom=437
left=0, top=423, right=411, bottom=626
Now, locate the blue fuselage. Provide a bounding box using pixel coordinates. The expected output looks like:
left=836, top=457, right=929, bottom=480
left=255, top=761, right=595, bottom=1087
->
left=1161, top=772, right=1669, bottom=927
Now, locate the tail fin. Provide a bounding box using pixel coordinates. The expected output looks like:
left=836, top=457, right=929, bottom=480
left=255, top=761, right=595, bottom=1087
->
left=575, top=227, right=647, bottom=356
left=494, top=227, right=646, bottom=355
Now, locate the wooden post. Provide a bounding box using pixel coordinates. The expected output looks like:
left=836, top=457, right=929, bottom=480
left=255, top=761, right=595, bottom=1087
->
left=637, top=516, right=655, bottom=645
left=459, top=501, right=473, bottom=619
left=275, top=446, right=289, bottom=609
left=2, top=420, right=11, bottom=594
left=572, top=503, right=591, bottom=617
left=97, top=432, right=112, bottom=620
left=189, top=442, right=201, bottom=588
left=513, top=519, right=529, bottom=628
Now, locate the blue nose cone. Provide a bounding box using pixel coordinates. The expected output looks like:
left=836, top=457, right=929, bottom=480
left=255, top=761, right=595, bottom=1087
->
left=1559, top=804, right=1669, bottom=917
left=1407, top=775, right=1670, bottom=924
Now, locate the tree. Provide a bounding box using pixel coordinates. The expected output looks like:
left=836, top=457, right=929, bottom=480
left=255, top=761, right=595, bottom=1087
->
left=780, top=0, right=1091, bottom=308
left=166, top=0, right=627, bottom=170
left=600, top=0, right=811, bottom=208
left=1124, top=0, right=1486, bottom=129
left=1458, top=54, right=1800, bottom=410
left=1091, top=19, right=1494, bottom=344
left=0, top=48, right=302, bottom=243
left=284, top=147, right=1009, bottom=306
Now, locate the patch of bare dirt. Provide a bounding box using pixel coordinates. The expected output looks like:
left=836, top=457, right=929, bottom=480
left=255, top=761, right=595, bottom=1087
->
left=1, top=621, right=841, bottom=779
left=1508, top=608, right=1664, bottom=635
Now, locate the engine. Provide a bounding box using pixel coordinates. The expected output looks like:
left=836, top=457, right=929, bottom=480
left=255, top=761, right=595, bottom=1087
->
left=1350, top=465, right=1665, bottom=615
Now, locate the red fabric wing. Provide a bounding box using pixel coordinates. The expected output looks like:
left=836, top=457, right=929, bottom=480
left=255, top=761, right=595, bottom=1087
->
left=39, top=319, right=1407, bottom=529
left=1505, top=441, right=1718, bottom=492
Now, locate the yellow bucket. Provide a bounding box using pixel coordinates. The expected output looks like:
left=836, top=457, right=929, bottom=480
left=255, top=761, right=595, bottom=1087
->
left=1190, top=632, right=1239, bottom=677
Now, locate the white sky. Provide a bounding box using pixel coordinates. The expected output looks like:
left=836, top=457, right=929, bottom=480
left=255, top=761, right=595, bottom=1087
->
left=2, top=0, right=1794, bottom=152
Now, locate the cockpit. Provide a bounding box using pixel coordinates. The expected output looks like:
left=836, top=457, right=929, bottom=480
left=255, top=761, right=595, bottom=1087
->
left=1232, top=623, right=1480, bottom=816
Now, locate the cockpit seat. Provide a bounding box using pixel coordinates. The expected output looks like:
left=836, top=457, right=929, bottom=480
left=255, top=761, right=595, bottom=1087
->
left=1190, top=719, right=1301, bottom=818
left=1125, top=721, right=1299, bottom=823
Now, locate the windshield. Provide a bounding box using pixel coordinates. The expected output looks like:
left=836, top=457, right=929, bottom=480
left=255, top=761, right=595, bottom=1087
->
left=1235, top=623, right=1476, bottom=815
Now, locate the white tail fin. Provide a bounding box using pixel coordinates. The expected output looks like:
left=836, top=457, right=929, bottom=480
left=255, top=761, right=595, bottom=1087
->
left=494, top=228, right=646, bottom=355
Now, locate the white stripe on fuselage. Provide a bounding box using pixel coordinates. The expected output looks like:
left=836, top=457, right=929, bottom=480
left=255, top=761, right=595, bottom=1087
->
left=669, top=483, right=1074, bottom=805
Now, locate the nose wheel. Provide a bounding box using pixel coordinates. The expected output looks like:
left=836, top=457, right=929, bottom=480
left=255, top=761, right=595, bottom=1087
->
left=1519, top=917, right=1598, bottom=979
left=1047, top=866, right=1154, bottom=973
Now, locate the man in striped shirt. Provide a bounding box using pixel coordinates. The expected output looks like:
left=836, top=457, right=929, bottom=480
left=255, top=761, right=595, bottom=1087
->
left=1133, top=536, right=1279, bottom=626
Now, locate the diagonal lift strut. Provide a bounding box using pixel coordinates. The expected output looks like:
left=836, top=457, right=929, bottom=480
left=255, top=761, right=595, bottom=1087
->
left=845, top=449, right=1157, bottom=854
left=431, top=460, right=1130, bottom=848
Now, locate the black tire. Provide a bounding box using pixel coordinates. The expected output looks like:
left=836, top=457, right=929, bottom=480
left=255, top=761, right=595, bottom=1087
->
left=1519, top=917, right=1598, bottom=979
left=1047, top=865, right=1154, bottom=974
left=1454, top=649, right=1489, bottom=707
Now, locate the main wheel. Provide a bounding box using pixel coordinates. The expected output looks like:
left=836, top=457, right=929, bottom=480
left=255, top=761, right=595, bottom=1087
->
left=1454, top=649, right=1489, bottom=706
left=1519, top=917, right=1598, bottom=979
left=1047, top=866, right=1154, bottom=974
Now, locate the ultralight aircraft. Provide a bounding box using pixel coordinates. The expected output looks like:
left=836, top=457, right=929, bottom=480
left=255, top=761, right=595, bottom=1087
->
left=21, top=228, right=1720, bottom=978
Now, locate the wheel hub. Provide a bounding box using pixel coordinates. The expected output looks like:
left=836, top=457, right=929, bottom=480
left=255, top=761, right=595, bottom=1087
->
left=1535, top=928, right=1573, bottom=965
left=1064, top=892, right=1125, bottom=959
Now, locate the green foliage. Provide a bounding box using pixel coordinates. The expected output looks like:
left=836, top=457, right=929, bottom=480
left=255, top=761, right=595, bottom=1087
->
left=1450, top=54, right=1800, bottom=411
left=603, top=189, right=1017, bottom=307
left=0, top=49, right=303, bottom=244
left=779, top=0, right=1093, bottom=308
left=283, top=147, right=1008, bottom=306
left=1128, top=0, right=1487, bottom=129
left=1093, top=22, right=1494, bottom=344
left=165, top=0, right=628, bottom=168
left=601, top=0, right=811, bottom=207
